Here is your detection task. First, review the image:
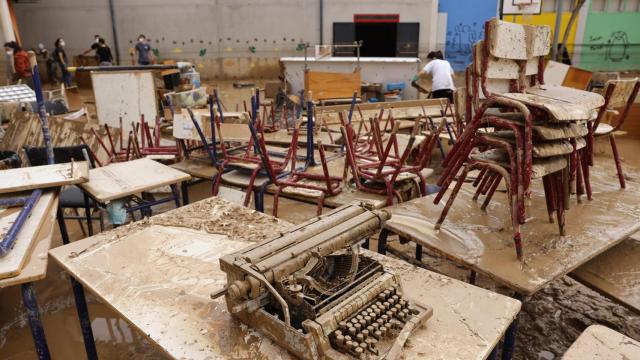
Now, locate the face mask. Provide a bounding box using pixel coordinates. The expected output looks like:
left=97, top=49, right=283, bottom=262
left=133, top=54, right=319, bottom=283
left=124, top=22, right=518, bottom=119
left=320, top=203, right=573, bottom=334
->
left=138, top=38, right=145, bottom=43
left=60, top=41, right=65, bottom=47
left=5, top=50, right=12, bottom=56
left=95, top=38, right=100, bottom=43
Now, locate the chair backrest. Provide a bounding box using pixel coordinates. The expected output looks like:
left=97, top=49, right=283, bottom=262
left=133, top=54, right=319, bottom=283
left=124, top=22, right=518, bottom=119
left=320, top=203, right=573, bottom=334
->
left=23, top=144, right=96, bottom=168
left=605, top=78, right=640, bottom=109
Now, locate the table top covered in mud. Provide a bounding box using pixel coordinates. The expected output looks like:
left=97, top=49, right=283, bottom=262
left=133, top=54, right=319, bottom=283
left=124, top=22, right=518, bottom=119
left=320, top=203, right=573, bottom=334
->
left=384, top=162, right=640, bottom=295
left=50, top=197, right=521, bottom=360
left=571, top=232, right=640, bottom=313
left=562, top=325, right=640, bottom=359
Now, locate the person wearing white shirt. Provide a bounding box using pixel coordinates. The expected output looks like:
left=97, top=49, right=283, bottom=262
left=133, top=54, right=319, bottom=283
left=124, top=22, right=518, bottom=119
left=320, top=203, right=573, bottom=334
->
left=413, top=51, right=455, bottom=102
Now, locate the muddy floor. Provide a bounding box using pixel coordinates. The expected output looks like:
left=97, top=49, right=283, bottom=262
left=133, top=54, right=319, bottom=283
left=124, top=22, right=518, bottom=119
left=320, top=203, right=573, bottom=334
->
left=1, top=81, right=639, bottom=359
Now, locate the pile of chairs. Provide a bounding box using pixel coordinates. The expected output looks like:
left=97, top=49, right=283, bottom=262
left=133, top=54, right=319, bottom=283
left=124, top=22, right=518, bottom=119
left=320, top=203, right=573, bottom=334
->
left=435, top=18, right=607, bottom=260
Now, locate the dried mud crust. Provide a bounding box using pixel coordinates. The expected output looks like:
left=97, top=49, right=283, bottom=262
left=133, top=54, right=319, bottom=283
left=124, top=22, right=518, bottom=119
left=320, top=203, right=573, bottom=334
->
left=151, top=197, right=291, bottom=242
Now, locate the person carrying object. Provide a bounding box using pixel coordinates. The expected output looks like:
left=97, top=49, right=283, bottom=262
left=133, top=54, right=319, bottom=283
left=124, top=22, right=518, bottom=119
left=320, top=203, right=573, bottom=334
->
left=4, top=41, right=34, bottom=89
left=412, top=50, right=455, bottom=103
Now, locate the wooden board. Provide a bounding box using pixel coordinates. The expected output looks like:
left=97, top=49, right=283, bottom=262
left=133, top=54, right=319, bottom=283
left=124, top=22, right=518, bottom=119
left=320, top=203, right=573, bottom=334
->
left=0, top=195, right=57, bottom=287
left=304, top=70, right=361, bottom=100
left=49, top=197, right=521, bottom=360
left=563, top=325, right=640, bottom=359
left=79, top=158, right=191, bottom=203
left=317, top=98, right=448, bottom=125
left=571, top=233, right=640, bottom=313
left=384, top=161, right=640, bottom=295
left=0, top=191, right=58, bottom=280
left=0, top=162, right=89, bottom=194
left=170, top=158, right=218, bottom=180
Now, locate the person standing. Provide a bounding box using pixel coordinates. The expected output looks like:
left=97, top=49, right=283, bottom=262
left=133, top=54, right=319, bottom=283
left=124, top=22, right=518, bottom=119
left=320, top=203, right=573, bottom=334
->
left=82, top=34, right=101, bottom=57
left=134, top=34, right=153, bottom=65
left=53, top=37, right=71, bottom=86
left=3, top=41, right=33, bottom=89
left=95, top=38, right=114, bottom=66
left=414, top=50, right=455, bottom=103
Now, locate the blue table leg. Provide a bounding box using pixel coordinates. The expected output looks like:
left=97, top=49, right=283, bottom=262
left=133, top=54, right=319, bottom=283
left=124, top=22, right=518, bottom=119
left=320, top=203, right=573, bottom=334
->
left=57, top=206, right=98, bottom=359
left=488, top=346, right=499, bottom=360
left=170, top=184, right=181, bottom=208
left=415, top=244, right=423, bottom=262
left=502, top=293, right=524, bottom=360
left=21, top=283, right=51, bottom=360
left=377, top=228, right=389, bottom=255
left=83, top=193, right=93, bottom=236
left=362, top=238, right=369, bottom=250
left=253, top=188, right=264, bottom=213
left=181, top=181, right=190, bottom=206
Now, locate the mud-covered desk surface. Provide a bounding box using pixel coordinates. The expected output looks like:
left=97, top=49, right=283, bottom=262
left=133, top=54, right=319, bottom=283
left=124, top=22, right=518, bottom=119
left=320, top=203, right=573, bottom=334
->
left=562, top=325, right=640, bottom=359
left=384, top=162, right=640, bottom=296
left=571, top=231, right=640, bottom=313
left=50, top=196, right=521, bottom=360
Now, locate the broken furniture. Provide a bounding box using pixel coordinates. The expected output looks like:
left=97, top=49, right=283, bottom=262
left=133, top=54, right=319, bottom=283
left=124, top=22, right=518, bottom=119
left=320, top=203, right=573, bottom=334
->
left=215, top=204, right=432, bottom=359
left=436, top=18, right=604, bottom=260
left=563, top=325, right=640, bottom=359
left=49, top=196, right=521, bottom=360
left=587, top=77, right=640, bottom=189
left=77, top=157, right=190, bottom=222
left=376, top=158, right=640, bottom=360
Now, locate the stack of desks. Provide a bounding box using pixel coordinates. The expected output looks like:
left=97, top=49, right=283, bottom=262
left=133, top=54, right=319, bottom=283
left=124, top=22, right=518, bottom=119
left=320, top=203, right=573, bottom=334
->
left=49, top=196, right=522, bottom=359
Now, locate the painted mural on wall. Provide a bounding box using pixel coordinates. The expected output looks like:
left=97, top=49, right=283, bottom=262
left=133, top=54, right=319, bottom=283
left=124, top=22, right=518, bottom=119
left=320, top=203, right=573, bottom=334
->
left=580, top=12, right=639, bottom=71
left=439, top=0, right=496, bottom=71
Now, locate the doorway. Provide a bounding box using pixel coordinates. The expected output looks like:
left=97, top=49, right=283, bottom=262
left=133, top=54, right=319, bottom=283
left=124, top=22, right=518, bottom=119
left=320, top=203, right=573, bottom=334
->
left=355, top=22, right=397, bottom=57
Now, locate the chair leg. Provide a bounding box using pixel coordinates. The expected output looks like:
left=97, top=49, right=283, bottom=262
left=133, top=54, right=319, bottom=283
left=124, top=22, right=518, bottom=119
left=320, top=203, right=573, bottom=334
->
left=609, top=134, right=625, bottom=189
left=436, top=166, right=472, bottom=229
left=576, top=151, right=584, bottom=204
left=542, top=175, right=555, bottom=223
left=481, top=174, right=502, bottom=211
left=580, top=148, right=592, bottom=200
left=272, top=187, right=282, bottom=217
left=554, top=172, right=566, bottom=236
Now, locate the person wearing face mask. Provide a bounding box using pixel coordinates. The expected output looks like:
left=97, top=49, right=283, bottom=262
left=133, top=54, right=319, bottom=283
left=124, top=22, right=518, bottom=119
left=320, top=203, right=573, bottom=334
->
left=3, top=41, right=33, bottom=89
left=53, top=37, right=72, bottom=86
left=82, top=34, right=101, bottom=57
left=134, top=34, right=153, bottom=66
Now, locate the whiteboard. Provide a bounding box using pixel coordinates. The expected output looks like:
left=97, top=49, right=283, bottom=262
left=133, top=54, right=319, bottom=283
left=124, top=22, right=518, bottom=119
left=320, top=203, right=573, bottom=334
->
left=502, top=0, right=542, bottom=15
left=91, top=70, right=157, bottom=135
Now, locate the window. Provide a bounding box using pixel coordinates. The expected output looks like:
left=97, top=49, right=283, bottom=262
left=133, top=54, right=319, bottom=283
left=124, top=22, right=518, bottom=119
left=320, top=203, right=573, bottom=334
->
left=591, top=0, right=606, bottom=11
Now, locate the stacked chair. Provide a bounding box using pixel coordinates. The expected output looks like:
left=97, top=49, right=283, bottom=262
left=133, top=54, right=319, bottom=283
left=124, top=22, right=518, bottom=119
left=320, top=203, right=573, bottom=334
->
left=434, top=18, right=605, bottom=260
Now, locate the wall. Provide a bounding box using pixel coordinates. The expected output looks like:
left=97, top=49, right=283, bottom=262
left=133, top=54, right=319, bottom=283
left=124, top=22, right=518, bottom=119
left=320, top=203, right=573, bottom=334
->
left=438, top=0, right=497, bottom=71
left=321, top=0, right=439, bottom=58
left=507, top=12, right=579, bottom=56
left=12, top=0, right=439, bottom=81
left=580, top=9, right=640, bottom=71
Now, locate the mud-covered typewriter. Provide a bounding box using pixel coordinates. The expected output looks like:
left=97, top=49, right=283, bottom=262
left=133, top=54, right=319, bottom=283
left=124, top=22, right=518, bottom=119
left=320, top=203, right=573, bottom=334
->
left=214, top=204, right=433, bottom=359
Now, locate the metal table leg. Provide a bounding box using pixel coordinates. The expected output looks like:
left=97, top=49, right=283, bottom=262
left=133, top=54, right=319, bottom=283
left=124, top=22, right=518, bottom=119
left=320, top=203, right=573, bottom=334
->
left=56, top=206, right=98, bottom=359
left=181, top=181, right=190, bottom=205
left=83, top=193, right=94, bottom=236
left=377, top=228, right=389, bottom=255
left=488, top=346, right=499, bottom=360
left=253, top=188, right=265, bottom=213
left=415, top=244, right=423, bottom=261
left=170, top=184, right=181, bottom=208
left=21, top=283, right=51, bottom=360
left=501, top=292, right=524, bottom=360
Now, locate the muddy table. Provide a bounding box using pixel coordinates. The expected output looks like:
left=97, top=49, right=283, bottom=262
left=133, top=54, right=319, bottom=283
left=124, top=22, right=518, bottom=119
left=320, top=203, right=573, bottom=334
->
left=0, top=191, right=59, bottom=359
left=50, top=197, right=521, bottom=359
left=378, top=162, right=640, bottom=358
left=79, top=158, right=191, bottom=220
left=562, top=325, right=640, bottom=359
left=571, top=231, right=640, bottom=314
